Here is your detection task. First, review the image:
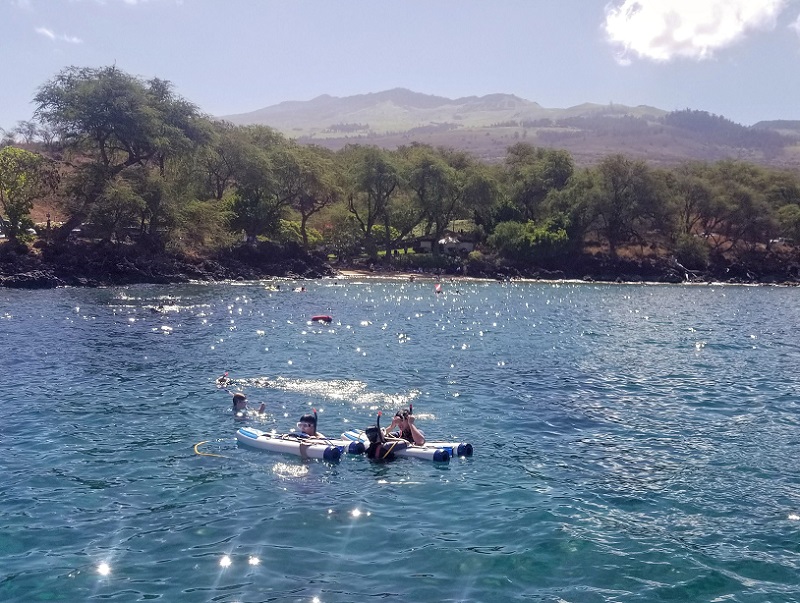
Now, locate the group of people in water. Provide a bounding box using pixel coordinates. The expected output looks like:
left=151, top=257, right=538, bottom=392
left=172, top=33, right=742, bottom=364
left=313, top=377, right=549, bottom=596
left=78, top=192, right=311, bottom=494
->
left=364, top=409, right=425, bottom=461
left=220, top=373, right=424, bottom=462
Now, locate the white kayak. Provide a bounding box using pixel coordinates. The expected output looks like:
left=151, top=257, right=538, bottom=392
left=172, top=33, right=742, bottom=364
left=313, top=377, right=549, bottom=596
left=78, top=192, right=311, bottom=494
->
left=341, top=429, right=473, bottom=462
left=236, top=427, right=365, bottom=461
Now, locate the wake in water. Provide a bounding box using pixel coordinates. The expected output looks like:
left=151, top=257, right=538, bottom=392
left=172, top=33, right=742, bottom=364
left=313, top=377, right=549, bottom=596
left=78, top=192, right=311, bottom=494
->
left=232, top=375, right=421, bottom=410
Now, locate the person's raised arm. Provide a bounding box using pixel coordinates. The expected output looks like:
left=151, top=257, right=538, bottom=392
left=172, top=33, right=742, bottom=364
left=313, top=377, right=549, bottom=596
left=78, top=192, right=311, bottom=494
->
left=407, top=415, right=425, bottom=446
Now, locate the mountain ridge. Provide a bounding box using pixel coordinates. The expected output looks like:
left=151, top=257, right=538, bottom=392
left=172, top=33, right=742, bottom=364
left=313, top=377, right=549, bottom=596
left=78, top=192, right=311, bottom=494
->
left=219, top=88, right=800, bottom=168
left=220, top=88, right=665, bottom=132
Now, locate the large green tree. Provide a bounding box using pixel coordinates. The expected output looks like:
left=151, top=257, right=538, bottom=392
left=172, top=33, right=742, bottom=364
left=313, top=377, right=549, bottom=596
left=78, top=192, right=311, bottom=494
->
left=505, top=143, right=574, bottom=221
left=591, top=154, right=661, bottom=257
left=708, top=160, right=773, bottom=251
left=405, top=145, right=482, bottom=256
left=0, top=146, right=59, bottom=243
left=541, top=168, right=597, bottom=253
left=342, top=145, right=401, bottom=260
left=669, top=162, right=717, bottom=238
left=33, top=66, right=209, bottom=240
left=199, top=121, right=250, bottom=201
left=289, top=145, right=341, bottom=249
left=228, top=141, right=280, bottom=242
left=226, top=126, right=306, bottom=243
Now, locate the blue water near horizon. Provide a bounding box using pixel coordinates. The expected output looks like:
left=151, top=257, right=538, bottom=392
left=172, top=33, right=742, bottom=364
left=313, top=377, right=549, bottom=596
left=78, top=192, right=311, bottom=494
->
left=2, top=278, right=800, bottom=602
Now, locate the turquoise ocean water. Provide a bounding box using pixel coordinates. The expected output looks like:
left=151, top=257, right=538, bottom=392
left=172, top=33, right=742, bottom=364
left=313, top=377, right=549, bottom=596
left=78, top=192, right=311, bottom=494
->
left=2, top=278, right=800, bottom=602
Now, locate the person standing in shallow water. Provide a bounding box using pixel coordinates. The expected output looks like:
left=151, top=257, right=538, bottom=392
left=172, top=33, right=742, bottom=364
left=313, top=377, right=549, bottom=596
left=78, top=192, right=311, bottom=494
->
left=231, top=392, right=265, bottom=420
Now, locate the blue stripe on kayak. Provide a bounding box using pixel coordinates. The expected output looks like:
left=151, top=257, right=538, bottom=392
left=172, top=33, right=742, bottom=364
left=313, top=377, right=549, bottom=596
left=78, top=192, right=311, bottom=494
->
left=238, top=428, right=259, bottom=439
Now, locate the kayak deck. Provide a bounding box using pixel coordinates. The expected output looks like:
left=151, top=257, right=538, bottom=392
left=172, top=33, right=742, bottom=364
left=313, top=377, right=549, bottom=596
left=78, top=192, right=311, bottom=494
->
left=341, top=429, right=474, bottom=462
left=236, top=427, right=364, bottom=461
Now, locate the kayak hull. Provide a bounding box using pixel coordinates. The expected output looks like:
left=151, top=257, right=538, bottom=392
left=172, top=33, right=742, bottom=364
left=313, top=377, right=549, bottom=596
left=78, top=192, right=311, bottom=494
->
left=342, top=429, right=471, bottom=461
left=236, top=427, right=359, bottom=461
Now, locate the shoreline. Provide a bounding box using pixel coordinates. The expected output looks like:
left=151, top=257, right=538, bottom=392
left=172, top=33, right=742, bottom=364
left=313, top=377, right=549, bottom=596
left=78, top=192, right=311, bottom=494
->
left=331, top=269, right=796, bottom=287
left=2, top=238, right=799, bottom=289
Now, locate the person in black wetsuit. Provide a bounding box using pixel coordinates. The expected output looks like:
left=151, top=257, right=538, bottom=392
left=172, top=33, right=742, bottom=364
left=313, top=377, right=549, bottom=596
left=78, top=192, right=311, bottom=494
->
left=365, top=424, right=407, bottom=462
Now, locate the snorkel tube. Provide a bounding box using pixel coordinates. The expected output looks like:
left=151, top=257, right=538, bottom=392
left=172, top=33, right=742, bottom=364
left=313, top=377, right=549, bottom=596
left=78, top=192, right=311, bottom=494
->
left=365, top=412, right=384, bottom=445
left=216, top=371, right=230, bottom=390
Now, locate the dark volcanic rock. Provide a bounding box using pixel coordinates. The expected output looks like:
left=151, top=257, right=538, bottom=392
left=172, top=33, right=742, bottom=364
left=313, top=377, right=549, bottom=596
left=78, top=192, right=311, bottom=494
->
left=1, top=238, right=797, bottom=288
left=0, top=270, right=65, bottom=289
left=0, top=240, right=334, bottom=289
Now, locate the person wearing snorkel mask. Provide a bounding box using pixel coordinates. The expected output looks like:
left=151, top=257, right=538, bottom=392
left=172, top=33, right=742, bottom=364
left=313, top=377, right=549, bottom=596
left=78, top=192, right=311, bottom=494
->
left=386, top=408, right=425, bottom=445
left=296, top=413, right=325, bottom=438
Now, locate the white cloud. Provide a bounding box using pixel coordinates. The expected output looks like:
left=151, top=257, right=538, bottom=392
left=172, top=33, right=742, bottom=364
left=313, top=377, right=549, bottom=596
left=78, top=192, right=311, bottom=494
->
left=35, top=26, right=83, bottom=44
left=604, top=0, right=788, bottom=62
left=791, top=13, right=800, bottom=35
left=35, top=26, right=55, bottom=40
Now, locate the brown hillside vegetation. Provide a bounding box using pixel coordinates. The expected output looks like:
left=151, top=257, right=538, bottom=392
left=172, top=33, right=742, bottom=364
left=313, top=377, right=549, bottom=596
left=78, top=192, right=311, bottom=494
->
left=298, top=126, right=800, bottom=168
left=5, top=71, right=800, bottom=289
left=222, top=89, right=800, bottom=169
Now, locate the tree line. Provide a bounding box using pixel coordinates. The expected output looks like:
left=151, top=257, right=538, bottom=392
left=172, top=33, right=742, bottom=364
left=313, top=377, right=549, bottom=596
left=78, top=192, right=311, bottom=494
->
left=2, top=65, right=800, bottom=274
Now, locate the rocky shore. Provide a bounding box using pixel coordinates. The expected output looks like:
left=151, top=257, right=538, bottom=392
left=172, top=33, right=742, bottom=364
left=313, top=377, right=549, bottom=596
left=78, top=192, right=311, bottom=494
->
left=457, top=252, right=800, bottom=285
left=1, top=239, right=799, bottom=288
left=341, top=250, right=800, bottom=286
left=0, top=240, right=335, bottom=289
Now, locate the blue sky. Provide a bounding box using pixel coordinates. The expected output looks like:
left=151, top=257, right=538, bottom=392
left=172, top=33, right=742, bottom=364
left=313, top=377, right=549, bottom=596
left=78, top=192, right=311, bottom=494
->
left=2, top=0, right=800, bottom=131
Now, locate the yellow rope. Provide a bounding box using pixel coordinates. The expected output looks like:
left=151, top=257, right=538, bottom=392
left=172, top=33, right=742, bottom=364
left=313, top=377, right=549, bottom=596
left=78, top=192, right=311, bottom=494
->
left=193, top=440, right=228, bottom=458
left=381, top=441, right=399, bottom=460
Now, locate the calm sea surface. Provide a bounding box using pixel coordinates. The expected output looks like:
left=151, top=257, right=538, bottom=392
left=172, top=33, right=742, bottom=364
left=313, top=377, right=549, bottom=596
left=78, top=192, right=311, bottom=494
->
left=2, top=278, right=800, bottom=602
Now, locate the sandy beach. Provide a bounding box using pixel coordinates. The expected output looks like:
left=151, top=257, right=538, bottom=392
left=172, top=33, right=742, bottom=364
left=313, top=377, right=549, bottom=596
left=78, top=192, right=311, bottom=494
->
left=335, top=269, right=441, bottom=280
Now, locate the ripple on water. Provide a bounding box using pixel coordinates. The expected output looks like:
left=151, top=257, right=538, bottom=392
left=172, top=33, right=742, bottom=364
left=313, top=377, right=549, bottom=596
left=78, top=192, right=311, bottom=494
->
left=2, top=282, right=800, bottom=601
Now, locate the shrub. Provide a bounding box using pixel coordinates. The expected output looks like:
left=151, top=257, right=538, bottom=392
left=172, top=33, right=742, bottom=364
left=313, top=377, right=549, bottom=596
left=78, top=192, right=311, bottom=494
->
left=394, top=252, right=459, bottom=272
left=675, top=234, right=709, bottom=269
left=275, top=219, right=322, bottom=247
left=487, top=219, right=569, bottom=263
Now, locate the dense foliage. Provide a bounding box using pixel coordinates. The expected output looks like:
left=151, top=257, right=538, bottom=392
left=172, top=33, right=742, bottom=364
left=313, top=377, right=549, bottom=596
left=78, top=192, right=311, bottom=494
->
left=3, top=66, right=800, bottom=275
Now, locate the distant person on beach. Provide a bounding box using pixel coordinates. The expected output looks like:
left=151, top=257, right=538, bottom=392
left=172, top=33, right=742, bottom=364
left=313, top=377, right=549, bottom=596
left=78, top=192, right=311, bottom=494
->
left=232, top=392, right=265, bottom=420
left=365, top=424, right=408, bottom=461
left=296, top=413, right=325, bottom=438
left=386, top=408, right=425, bottom=445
